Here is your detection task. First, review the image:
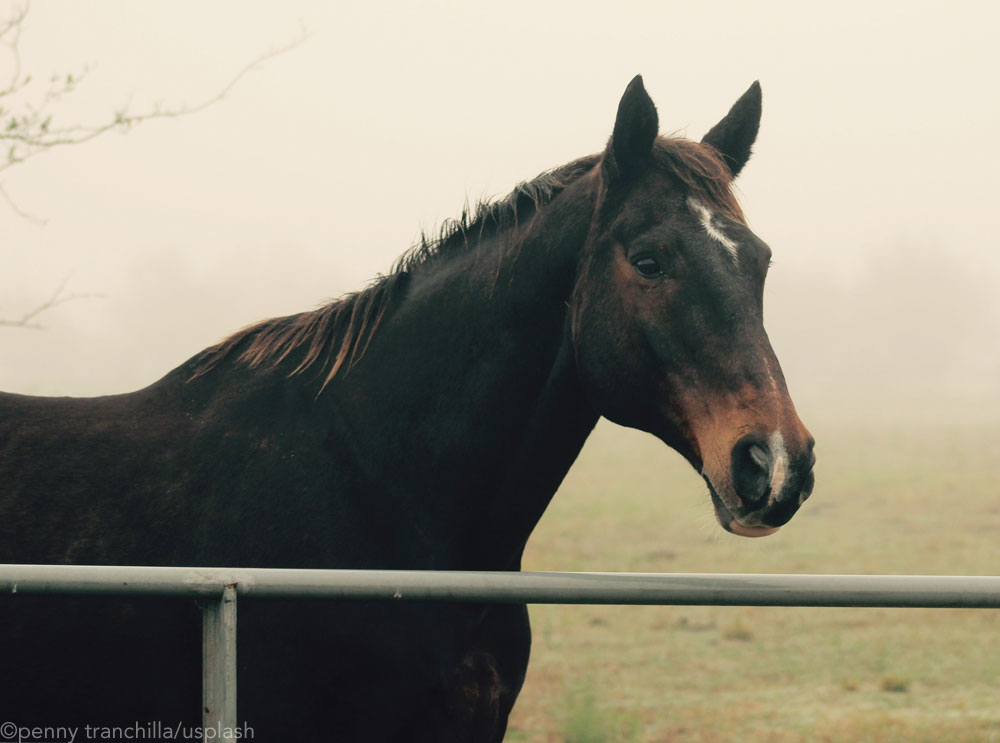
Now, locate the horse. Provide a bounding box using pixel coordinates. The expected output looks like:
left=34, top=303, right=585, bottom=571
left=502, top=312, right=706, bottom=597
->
left=0, top=76, right=815, bottom=742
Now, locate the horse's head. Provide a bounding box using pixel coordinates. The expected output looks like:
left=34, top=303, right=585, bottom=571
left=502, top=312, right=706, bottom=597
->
left=571, top=77, right=815, bottom=537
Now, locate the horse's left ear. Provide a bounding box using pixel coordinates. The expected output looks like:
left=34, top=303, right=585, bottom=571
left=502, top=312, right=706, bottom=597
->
left=701, top=81, right=762, bottom=177
left=604, top=75, right=659, bottom=184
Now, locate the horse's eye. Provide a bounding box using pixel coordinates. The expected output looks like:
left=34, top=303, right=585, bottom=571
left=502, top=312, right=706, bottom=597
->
left=632, top=256, right=663, bottom=278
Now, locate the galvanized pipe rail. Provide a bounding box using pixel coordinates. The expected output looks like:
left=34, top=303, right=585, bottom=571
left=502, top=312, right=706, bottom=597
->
left=4, top=564, right=1000, bottom=741
left=4, top=564, right=1000, bottom=606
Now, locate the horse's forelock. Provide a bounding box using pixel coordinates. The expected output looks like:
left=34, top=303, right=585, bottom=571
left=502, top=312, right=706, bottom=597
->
left=653, top=138, right=745, bottom=224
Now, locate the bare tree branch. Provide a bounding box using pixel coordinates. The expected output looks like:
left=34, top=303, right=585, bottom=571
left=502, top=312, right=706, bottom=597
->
left=0, top=275, right=101, bottom=330
left=0, top=5, right=307, bottom=189
left=0, top=181, right=44, bottom=223
left=1, top=5, right=307, bottom=329
left=0, top=1, right=29, bottom=97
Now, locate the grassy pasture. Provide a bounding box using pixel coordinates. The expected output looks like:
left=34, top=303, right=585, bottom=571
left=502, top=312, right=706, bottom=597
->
left=506, top=420, right=1000, bottom=742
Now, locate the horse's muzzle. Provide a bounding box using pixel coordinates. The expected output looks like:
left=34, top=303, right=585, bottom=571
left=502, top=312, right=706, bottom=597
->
left=706, top=431, right=816, bottom=537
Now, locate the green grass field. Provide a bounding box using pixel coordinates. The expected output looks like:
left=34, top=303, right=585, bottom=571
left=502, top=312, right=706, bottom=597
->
left=506, top=419, right=1000, bottom=742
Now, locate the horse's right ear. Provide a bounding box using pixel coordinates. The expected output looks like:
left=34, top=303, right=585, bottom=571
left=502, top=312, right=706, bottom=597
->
left=701, top=81, right=762, bottom=177
left=603, top=75, right=659, bottom=185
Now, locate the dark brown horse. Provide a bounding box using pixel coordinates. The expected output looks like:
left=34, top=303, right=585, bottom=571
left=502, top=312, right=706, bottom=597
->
left=0, top=76, right=814, bottom=742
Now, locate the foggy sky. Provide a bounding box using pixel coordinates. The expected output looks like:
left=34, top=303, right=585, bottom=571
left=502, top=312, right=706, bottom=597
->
left=2, top=0, right=998, bottom=425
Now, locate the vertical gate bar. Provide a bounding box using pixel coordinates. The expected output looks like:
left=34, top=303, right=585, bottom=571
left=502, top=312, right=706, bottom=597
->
left=202, top=583, right=237, bottom=741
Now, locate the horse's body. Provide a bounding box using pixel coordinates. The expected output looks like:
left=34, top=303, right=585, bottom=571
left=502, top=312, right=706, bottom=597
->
left=0, top=78, right=815, bottom=741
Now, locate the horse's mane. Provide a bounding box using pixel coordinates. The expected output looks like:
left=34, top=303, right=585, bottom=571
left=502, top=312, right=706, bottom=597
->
left=191, top=137, right=740, bottom=389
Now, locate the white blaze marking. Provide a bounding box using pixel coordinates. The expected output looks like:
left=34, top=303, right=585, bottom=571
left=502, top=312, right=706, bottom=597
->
left=688, top=197, right=739, bottom=264
left=768, top=430, right=788, bottom=502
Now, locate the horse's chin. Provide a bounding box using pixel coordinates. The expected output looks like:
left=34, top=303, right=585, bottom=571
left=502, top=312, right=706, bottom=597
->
left=726, top=520, right=780, bottom=538
left=705, top=477, right=782, bottom=538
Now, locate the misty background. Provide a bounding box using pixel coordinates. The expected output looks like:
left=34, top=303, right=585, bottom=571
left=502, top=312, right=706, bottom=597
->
left=2, top=0, right=998, bottom=428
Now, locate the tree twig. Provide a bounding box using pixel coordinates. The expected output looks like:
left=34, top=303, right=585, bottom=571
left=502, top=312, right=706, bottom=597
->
left=0, top=8, right=308, bottom=198
left=0, top=275, right=102, bottom=330
left=0, top=181, right=44, bottom=224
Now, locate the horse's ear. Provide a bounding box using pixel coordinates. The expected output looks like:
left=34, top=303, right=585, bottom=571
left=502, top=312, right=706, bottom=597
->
left=701, top=81, right=762, bottom=177
left=604, top=75, right=659, bottom=185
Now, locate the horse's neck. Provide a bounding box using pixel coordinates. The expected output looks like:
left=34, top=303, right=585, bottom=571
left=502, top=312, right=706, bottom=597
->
left=339, top=177, right=601, bottom=569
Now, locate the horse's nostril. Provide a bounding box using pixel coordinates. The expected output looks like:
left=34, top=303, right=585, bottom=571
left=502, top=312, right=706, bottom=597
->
left=732, top=436, right=772, bottom=508
left=748, top=443, right=770, bottom=473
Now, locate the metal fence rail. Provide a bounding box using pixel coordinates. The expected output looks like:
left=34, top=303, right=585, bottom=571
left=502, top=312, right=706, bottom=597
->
left=5, top=564, right=1000, bottom=606
left=4, top=564, right=1000, bottom=741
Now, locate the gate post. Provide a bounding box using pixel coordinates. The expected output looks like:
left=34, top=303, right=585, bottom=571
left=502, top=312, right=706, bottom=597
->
left=202, top=583, right=238, bottom=741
